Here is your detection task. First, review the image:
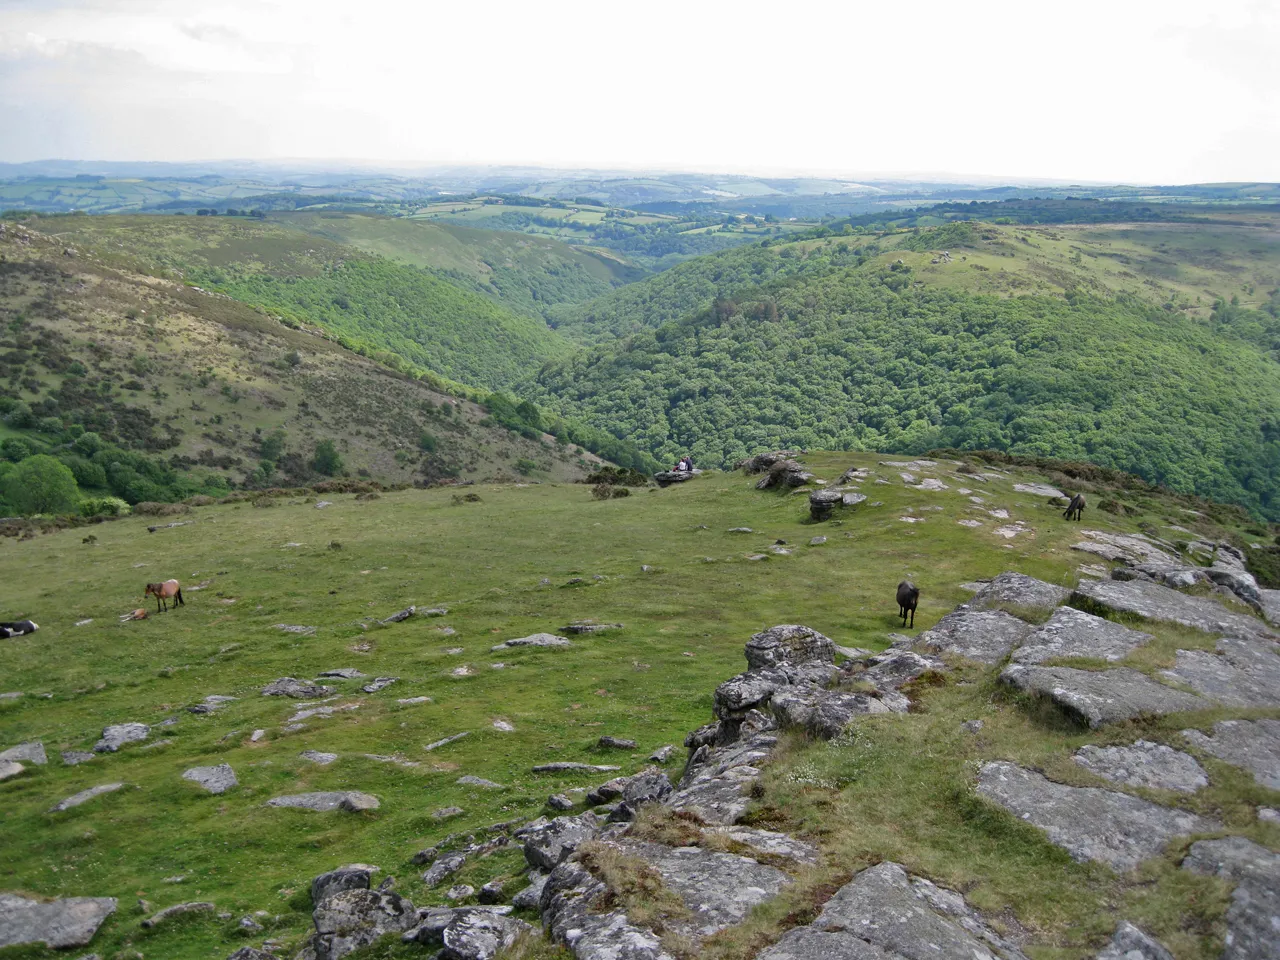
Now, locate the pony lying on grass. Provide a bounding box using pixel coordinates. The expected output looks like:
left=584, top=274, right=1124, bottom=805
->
left=144, top=580, right=184, bottom=613
left=0, top=620, right=38, bottom=638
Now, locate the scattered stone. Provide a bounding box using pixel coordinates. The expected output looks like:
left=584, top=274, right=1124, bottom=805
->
left=1073, top=578, right=1273, bottom=639
left=300, top=750, right=339, bottom=765
left=361, top=676, right=398, bottom=693
left=266, top=792, right=379, bottom=812
left=381, top=606, right=415, bottom=624
left=61, top=751, right=94, bottom=766
left=915, top=478, right=949, bottom=491
left=962, top=719, right=984, bottom=734
left=757, top=861, right=1027, bottom=960
left=0, top=741, right=46, bottom=765
left=512, top=873, right=549, bottom=910
left=0, top=893, right=117, bottom=949
left=547, top=794, right=574, bottom=811
left=491, top=633, right=572, bottom=651
left=425, top=732, right=470, bottom=751
left=50, top=783, right=125, bottom=812
left=423, top=853, right=468, bottom=886
left=140, top=901, right=215, bottom=928
left=1014, top=482, right=1066, bottom=498
left=1074, top=741, right=1208, bottom=793
left=598, top=736, right=636, bottom=750
left=532, top=762, right=621, bottom=773
left=93, top=722, right=149, bottom=752
left=563, top=621, right=623, bottom=634
left=318, top=668, right=366, bottom=679
left=312, top=864, right=381, bottom=906
left=808, top=536, right=827, bottom=545
left=288, top=703, right=359, bottom=722
left=433, top=806, right=466, bottom=821
left=1000, top=664, right=1204, bottom=727
left=182, top=763, right=238, bottom=794
left=237, top=915, right=263, bottom=933
left=457, top=776, right=504, bottom=789
left=1162, top=637, right=1280, bottom=707
left=541, top=860, right=673, bottom=960
left=0, top=692, right=22, bottom=700
left=1095, top=921, right=1175, bottom=960
left=1071, top=530, right=1181, bottom=567
left=273, top=624, right=316, bottom=635
left=1012, top=607, right=1153, bottom=664
left=438, top=909, right=531, bottom=960
left=309, top=888, right=418, bottom=959
left=0, top=760, right=23, bottom=781
left=422, top=607, right=449, bottom=617
left=649, top=744, right=674, bottom=762
left=261, top=678, right=334, bottom=699
left=446, top=885, right=475, bottom=902
left=399, top=696, right=434, bottom=705
left=919, top=610, right=1034, bottom=664
left=1181, top=836, right=1280, bottom=960
left=522, top=813, right=603, bottom=870
left=977, top=761, right=1216, bottom=870
left=1259, top=807, right=1280, bottom=824
left=1181, top=719, right=1280, bottom=789
left=492, top=719, right=514, bottom=732
left=315, top=501, right=332, bottom=508
left=958, top=519, right=983, bottom=528
left=141, top=738, right=173, bottom=750
left=728, top=527, right=753, bottom=533
left=968, top=572, right=1070, bottom=612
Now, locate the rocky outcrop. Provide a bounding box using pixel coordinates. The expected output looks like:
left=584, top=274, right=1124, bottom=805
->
left=1181, top=719, right=1280, bottom=789
left=492, top=633, right=573, bottom=651
left=738, top=451, right=802, bottom=474
left=754, top=460, right=814, bottom=490
left=140, top=901, right=215, bottom=928
left=1161, top=637, right=1280, bottom=707
left=266, top=792, right=379, bottom=812
left=308, top=888, right=418, bottom=960
left=977, top=762, right=1217, bottom=870
left=968, top=572, right=1070, bottom=612
left=758, top=861, right=1029, bottom=960
left=311, top=864, right=381, bottom=905
left=521, top=813, right=605, bottom=871
left=999, top=665, right=1204, bottom=727
left=1072, top=578, right=1274, bottom=640
left=808, top=488, right=865, bottom=520
left=653, top=470, right=697, bottom=487
left=918, top=610, right=1034, bottom=664
left=540, top=860, right=675, bottom=960
left=1073, top=741, right=1208, bottom=793
left=1181, top=836, right=1280, bottom=960
left=1096, top=921, right=1174, bottom=960
left=0, top=893, right=117, bottom=949
left=0, top=741, right=46, bottom=765
left=1010, top=607, right=1152, bottom=665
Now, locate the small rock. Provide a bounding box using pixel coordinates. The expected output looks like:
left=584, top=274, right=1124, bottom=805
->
left=598, top=736, right=636, bottom=750
left=1096, top=920, right=1175, bottom=960
left=425, top=732, right=469, bottom=751
left=648, top=745, right=674, bottom=762
left=0, top=893, right=117, bottom=949
left=547, top=794, right=574, bottom=811
left=492, top=720, right=514, bottom=732
left=300, top=750, right=338, bottom=764
left=266, top=791, right=379, bottom=812
left=250, top=729, right=265, bottom=742
left=961, top=719, right=984, bottom=734
left=398, top=696, right=434, bottom=705
left=446, top=885, right=474, bottom=901
left=0, top=760, right=24, bottom=781
left=361, top=677, right=398, bottom=693
left=182, top=763, right=238, bottom=794
left=315, top=500, right=332, bottom=508
left=422, top=607, right=449, bottom=617
left=318, top=668, right=366, bottom=679
left=140, top=901, right=215, bottom=928
left=312, top=864, right=381, bottom=905
left=432, top=806, right=466, bottom=821
left=423, top=852, right=467, bottom=885
left=728, top=527, right=753, bottom=533
left=0, top=741, right=46, bottom=765
left=491, top=633, right=572, bottom=651
left=532, top=762, right=621, bottom=773
left=61, top=751, right=95, bottom=765
left=261, top=678, right=333, bottom=698
left=381, top=606, right=416, bottom=624
left=457, top=776, right=504, bottom=789
left=50, top=783, right=125, bottom=812
left=237, top=916, right=263, bottom=933
left=512, top=873, right=549, bottom=910
left=478, top=880, right=505, bottom=904
left=272, top=624, right=316, bottom=635
left=93, top=722, right=149, bottom=752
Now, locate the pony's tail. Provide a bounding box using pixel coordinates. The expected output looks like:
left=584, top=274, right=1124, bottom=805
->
left=176, top=588, right=185, bottom=606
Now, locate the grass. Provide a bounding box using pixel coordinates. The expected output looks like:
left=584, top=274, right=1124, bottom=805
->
left=0, top=453, right=1275, bottom=959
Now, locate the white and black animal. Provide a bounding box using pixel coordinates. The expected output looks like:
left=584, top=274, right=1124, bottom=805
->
left=0, top=620, right=38, bottom=638
left=1063, top=493, right=1086, bottom=521
left=896, top=581, right=919, bottom=629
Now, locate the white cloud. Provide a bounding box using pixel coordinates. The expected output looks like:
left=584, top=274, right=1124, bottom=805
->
left=0, top=0, right=1276, bottom=182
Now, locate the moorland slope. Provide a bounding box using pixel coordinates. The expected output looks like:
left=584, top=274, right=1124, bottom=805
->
left=1, top=454, right=1278, bottom=960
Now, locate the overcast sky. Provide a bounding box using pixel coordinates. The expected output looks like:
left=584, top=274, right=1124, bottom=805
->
left=1, top=0, right=1276, bottom=184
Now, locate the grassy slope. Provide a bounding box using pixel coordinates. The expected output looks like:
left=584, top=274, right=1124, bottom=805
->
left=0, top=454, right=1275, bottom=960
left=0, top=223, right=596, bottom=487
left=528, top=220, right=1280, bottom=517
left=272, top=212, right=644, bottom=320
left=35, top=216, right=573, bottom=390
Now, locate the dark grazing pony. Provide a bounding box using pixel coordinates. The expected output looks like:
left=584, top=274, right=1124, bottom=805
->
left=144, top=580, right=184, bottom=613
left=896, top=581, right=920, bottom=628
left=1063, top=493, right=1086, bottom=521
left=0, top=619, right=38, bottom=638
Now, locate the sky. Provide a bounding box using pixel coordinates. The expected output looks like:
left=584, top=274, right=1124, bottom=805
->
left=1, top=0, right=1277, bottom=184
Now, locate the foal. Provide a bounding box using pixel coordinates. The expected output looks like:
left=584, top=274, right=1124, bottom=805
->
left=144, top=580, right=185, bottom=613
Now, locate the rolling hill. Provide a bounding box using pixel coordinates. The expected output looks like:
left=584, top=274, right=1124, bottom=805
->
left=529, top=220, right=1280, bottom=518
left=270, top=211, right=643, bottom=321
left=32, top=214, right=574, bottom=390
left=0, top=219, right=603, bottom=506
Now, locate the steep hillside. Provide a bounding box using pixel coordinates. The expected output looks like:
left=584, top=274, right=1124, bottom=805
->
left=0, top=220, right=601, bottom=502
left=1, top=453, right=1277, bottom=960
left=529, top=220, right=1280, bottom=517
left=33, top=215, right=573, bottom=389
left=271, top=211, right=643, bottom=320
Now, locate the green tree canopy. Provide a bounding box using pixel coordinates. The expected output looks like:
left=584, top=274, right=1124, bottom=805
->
left=4, top=455, right=80, bottom=515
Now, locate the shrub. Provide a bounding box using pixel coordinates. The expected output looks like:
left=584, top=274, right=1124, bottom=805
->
left=611, top=486, right=631, bottom=498
left=515, top=458, right=538, bottom=476
left=312, top=439, right=343, bottom=476
left=419, top=432, right=438, bottom=453
left=132, top=501, right=191, bottom=517
left=3, top=455, right=79, bottom=515
left=80, top=496, right=131, bottom=518
left=592, top=483, right=614, bottom=500
left=4, top=401, right=36, bottom=429
left=1, top=437, right=37, bottom=462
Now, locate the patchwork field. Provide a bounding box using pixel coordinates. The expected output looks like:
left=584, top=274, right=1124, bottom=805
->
left=2, top=453, right=1278, bottom=959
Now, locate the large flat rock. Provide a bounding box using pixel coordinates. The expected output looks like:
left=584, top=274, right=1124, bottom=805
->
left=1181, top=837, right=1280, bottom=960
left=757, top=861, right=1028, bottom=960
left=1181, top=719, right=1280, bottom=790
left=93, top=722, right=149, bottom=752
left=1161, top=637, right=1280, bottom=707
left=1072, top=578, right=1273, bottom=640
left=618, top=840, right=790, bottom=942
left=968, top=572, right=1070, bottom=613
left=977, top=762, right=1217, bottom=871
left=266, top=791, right=379, bottom=812
left=542, top=860, right=676, bottom=960
left=1073, top=741, right=1208, bottom=793
left=0, top=741, right=46, bottom=765
left=182, top=763, right=238, bottom=794
left=1070, top=531, right=1181, bottom=566
left=999, top=664, right=1204, bottom=727
left=0, top=892, right=117, bottom=949
left=1011, top=607, right=1152, bottom=665
left=918, top=610, right=1034, bottom=665
left=49, top=783, right=125, bottom=813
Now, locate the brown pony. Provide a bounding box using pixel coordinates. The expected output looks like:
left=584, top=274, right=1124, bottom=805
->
left=144, top=579, right=184, bottom=613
